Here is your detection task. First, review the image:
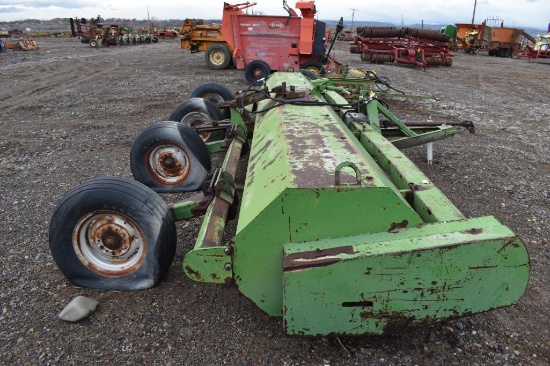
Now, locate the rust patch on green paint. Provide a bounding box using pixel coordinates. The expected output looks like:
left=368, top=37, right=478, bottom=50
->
left=461, top=228, right=484, bottom=235
left=388, top=220, right=409, bottom=232
left=184, top=265, right=203, bottom=281
left=497, top=239, right=520, bottom=253
left=283, top=246, right=356, bottom=271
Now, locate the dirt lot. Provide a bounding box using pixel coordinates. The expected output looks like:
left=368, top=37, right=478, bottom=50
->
left=0, top=37, right=548, bottom=365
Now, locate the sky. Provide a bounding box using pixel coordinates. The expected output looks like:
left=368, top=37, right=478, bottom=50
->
left=1, top=0, right=549, bottom=32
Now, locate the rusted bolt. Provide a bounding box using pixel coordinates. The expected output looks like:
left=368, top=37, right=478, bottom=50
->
left=224, top=247, right=233, bottom=255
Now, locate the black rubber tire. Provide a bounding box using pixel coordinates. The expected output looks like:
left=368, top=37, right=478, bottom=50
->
left=169, top=98, right=226, bottom=142
left=191, top=83, right=235, bottom=119
left=191, top=82, right=235, bottom=103
left=89, top=39, right=99, bottom=48
left=49, top=177, right=177, bottom=290
left=244, top=60, right=271, bottom=83
left=130, top=121, right=211, bottom=193
left=298, top=69, right=318, bottom=80
left=145, top=37, right=152, bottom=44
left=205, top=44, right=231, bottom=70
left=300, top=60, right=326, bottom=75
left=152, top=37, right=158, bottom=43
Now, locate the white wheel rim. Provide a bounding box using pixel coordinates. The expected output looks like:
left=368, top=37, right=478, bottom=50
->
left=181, top=111, right=213, bottom=141
left=73, top=211, right=146, bottom=276
left=147, top=142, right=191, bottom=185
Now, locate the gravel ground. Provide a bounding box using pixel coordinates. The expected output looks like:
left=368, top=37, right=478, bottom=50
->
left=0, top=37, right=548, bottom=365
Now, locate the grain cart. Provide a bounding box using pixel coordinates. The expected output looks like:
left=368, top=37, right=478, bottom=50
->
left=49, top=72, right=529, bottom=336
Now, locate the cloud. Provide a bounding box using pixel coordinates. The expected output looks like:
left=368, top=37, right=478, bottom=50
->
left=0, top=1, right=89, bottom=9
left=0, top=6, right=21, bottom=14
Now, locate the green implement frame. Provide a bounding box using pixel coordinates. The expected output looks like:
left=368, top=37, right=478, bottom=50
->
left=174, top=72, right=529, bottom=335
left=49, top=71, right=528, bottom=336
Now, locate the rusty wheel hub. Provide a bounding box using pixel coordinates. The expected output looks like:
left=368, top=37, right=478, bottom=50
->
left=180, top=111, right=213, bottom=141
left=146, top=142, right=191, bottom=185
left=73, top=211, right=146, bottom=276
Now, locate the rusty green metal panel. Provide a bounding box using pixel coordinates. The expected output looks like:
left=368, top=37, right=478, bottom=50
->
left=234, top=187, right=425, bottom=315
left=233, top=72, right=426, bottom=316
left=282, top=216, right=529, bottom=335
left=355, top=123, right=465, bottom=223
left=183, top=246, right=232, bottom=283
left=182, top=124, right=246, bottom=283
left=180, top=72, right=529, bottom=335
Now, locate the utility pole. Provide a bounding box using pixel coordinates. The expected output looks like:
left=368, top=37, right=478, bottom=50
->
left=471, top=0, right=477, bottom=24
left=350, top=8, right=358, bottom=33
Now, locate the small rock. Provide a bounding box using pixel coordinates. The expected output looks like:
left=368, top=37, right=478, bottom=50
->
left=59, top=296, right=99, bottom=322
left=399, top=355, right=412, bottom=364
left=455, top=321, right=464, bottom=331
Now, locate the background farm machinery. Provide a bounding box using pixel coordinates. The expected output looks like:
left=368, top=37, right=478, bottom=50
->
left=349, top=27, right=454, bottom=67
left=0, top=28, right=39, bottom=51
left=455, top=19, right=536, bottom=57
left=180, top=1, right=335, bottom=82
left=49, top=72, right=528, bottom=336
left=514, top=25, right=550, bottom=60
left=69, top=16, right=158, bottom=47
left=153, top=27, right=179, bottom=39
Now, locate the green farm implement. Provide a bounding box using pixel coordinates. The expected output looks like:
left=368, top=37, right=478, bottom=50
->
left=49, top=72, right=529, bottom=336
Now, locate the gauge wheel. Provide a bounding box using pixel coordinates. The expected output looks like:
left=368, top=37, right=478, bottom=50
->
left=49, top=177, right=177, bottom=290
left=169, top=98, right=226, bottom=142
left=130, top=121, right=211, bottom=192
left=190, top=83, right=235, bottom=119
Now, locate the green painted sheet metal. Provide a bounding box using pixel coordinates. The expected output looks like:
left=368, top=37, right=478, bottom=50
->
left=234, top=187, right=424, bottom=315
left=236, top=72, right=410, bottom=233
left=355, top=123, right=465, bottom=223
left=282, top=216, right=529, bottom=335
left=183, top=246, right=232, bottom=283
left=233, top=72, right=432, bottom=315
left=182, top=72, right=529, bottom=335
left=171, top=198, right=203, bottom=221
left=182, top=125, right=246, bottom=282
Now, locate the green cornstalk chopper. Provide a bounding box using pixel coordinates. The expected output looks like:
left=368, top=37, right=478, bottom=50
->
left=49, top=72, right=529, bottom=336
